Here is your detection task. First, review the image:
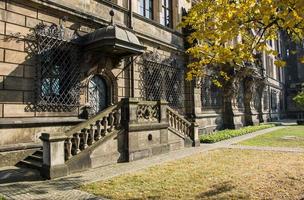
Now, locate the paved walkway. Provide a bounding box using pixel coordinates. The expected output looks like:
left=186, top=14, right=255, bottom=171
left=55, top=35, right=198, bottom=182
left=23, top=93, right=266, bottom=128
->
left=1, top=125, right=302, bottom=200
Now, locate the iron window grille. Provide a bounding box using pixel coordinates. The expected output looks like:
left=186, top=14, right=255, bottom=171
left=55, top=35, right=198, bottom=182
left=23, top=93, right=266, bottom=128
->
left=35, top=24, right=81, bottom=111
left=139, top=58, right=185, bottom=113
left=200, top=76, right=222, bottom=109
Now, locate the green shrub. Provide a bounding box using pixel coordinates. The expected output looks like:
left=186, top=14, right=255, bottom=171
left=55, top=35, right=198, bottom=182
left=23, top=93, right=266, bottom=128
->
left=0, top=196, right=6, bottom=200
left=200, top=124, right=276, bottom=143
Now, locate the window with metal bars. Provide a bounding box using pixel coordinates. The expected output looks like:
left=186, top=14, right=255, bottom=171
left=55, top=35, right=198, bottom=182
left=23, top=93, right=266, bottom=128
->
left=36, top=24, right=80, bottom=110
left=139, top=60, right=184, bottom=112
left=201, top=76, right=222, bottom=108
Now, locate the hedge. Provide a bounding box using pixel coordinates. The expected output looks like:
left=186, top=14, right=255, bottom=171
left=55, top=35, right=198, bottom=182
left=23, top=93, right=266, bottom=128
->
left=200, top=124, right=276, bottom=143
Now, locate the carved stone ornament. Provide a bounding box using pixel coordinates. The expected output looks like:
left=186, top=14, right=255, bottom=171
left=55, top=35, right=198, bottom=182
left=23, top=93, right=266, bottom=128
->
left=136, top=104, right=159, bottom=122
left=142, top=50, right=177, bottom=67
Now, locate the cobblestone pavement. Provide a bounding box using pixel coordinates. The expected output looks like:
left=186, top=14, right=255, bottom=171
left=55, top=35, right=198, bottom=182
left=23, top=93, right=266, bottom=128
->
left=0, top=126, right=293, bottom=200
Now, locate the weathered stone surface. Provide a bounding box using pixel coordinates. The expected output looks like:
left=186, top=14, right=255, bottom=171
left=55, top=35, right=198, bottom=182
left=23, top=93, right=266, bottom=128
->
left=26, top=17, right=41, bottom=28
left=0, top=35, right=24, bottom=51
left=0, top=21, right=4, bottom=34
left=0, top=103, right=3, bottom=117
left=0, top=90, right=23, bottom=102
left=0, top=48, right=4, bottom=62
left=5, top=49, right=28, bottom=64
left=0, top=62, right=23, bottom=77
left=6, top=23, right=30, bottom=36
left=38, top=11, right=59, bottom=24
left=0, top=149, right=37, bottom=168
left=3, top=104, right=34, bottom=117
left=23, top=65, right=36, bottom=78
left=4, top=76, right=34, bottom=90
left=7, top=1, right=37, bottom=18
left=2, top=11, right=26, bottom=26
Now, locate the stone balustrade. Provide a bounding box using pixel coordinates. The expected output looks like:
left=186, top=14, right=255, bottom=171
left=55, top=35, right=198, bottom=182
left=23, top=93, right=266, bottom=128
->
left=40, top=99, right=199, bottom=179
left=167, top=107, right=200, bottom=147
left=63, top=103, right=122, bottom=161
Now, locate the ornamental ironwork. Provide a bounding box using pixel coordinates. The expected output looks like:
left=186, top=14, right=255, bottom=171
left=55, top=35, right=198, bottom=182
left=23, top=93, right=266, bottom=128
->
left=35, top=23, right=81, bottom=111
left=201, top=76, right=222, bottom=108
left=139, top=52, right=184, bottom=112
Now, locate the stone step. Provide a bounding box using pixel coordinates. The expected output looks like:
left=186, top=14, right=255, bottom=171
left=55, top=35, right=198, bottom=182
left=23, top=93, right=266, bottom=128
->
left=28, top=154, right=43, bottom=162
left=18, top=159, right=42, bottom=170
left=34, top=149, right=43, bottom=157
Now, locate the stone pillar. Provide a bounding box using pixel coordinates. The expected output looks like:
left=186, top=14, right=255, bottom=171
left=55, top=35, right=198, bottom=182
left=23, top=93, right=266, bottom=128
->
left=40, top=133, right=68, bottom=179
left=243, top=76, right=255, bottom=126
left=191, top=122, right=200, bottom=147
left=222, top=77, right=236, bottom=129
left=159, top=100, right=169, bottom=144
left=159, top=100, right=168, bottom=123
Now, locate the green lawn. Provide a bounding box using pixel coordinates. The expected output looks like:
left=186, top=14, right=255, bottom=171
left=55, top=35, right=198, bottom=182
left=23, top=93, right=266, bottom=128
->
left=0, top=196, right=5, bottom=200
left=239, top=126, right=304, bottom=148
left=81, top=149, right=304, bottom=200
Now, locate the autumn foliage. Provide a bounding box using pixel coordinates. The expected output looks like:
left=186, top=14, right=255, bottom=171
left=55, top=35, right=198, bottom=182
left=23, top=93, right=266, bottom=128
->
left=181, top=0, right=304, bottom=85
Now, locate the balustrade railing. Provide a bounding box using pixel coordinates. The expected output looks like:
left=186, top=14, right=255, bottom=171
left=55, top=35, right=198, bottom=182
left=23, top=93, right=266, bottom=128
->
left=167, top=107, right=192, bottom=138
left=63, top=102, right=122, bottom=161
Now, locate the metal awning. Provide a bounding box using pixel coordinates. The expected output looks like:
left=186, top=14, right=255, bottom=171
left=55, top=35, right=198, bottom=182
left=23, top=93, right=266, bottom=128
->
left=79, top=25, right=146, bottom=57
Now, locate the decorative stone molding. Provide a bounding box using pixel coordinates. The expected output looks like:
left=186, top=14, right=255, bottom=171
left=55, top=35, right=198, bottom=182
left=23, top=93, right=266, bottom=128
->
left=142, top=50, right=177, bottom=67
left=136, top=104, right=159, bottom=122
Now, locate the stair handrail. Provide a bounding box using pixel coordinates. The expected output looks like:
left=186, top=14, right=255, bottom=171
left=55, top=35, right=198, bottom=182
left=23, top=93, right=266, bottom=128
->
left=65, top=101, right=122, bottom=138
left=166, top=106, right=192, bottom=138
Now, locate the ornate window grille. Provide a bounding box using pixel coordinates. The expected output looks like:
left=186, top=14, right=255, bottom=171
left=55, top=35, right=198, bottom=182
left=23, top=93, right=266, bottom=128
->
left=237, top=82, right=245, bottom=108
left=139, top=54, right=185, bottom=112
left=35, top=24, right=80, bottom=111
left=201, top=76, right=222, bottom=108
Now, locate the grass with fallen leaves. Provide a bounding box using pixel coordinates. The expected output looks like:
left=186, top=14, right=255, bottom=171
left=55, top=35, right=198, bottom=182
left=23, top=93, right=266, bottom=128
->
left=239, top=126, right=304, bottom=148
left=81, top=149, right=304, bottom=199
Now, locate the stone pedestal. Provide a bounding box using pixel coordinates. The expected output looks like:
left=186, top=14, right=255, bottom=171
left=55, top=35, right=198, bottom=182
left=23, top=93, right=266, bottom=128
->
left=40, top=133, right=68, bottom=179
left=191, top=122, right=200, bottom=147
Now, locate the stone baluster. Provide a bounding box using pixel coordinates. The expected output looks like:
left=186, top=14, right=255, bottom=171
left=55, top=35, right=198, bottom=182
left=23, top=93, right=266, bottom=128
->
left=73, top=132, right=81, bottom=155
left=168, top=112, right=172, bottom=127
left=82, top=129, right=89, bottom=149
left=103, top=116, right=108, bottom=135
left=96, top=120, right=102, bottom=140
left=109, top=112, right=115, bottom=132
left=89, top=124, right=95, bottom=145
left=65, top=137, right=72, bottom=160
left=182, top=122, right=186, bottom=135
left=114, top=109, right=121, bottom=129
left=173, top=115, right=177, bottom=129
left=179, top=119, right=183, bottom=133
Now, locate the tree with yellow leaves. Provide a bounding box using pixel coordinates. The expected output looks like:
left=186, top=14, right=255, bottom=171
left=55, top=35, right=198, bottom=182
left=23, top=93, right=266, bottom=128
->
left=181, top=0, right=304, bottom=128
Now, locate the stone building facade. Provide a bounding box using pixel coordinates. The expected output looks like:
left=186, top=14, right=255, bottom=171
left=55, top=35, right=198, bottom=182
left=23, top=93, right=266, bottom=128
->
left=0, top=0, right=284, bottom=176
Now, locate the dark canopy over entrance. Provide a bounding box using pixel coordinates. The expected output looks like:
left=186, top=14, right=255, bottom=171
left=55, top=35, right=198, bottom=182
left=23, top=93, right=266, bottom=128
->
left=79, top=25, right=146, bottom=57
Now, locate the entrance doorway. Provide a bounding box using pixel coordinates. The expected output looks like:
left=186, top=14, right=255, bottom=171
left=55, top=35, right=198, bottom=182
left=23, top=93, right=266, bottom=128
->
left=88, top=75, right=108, bottom=115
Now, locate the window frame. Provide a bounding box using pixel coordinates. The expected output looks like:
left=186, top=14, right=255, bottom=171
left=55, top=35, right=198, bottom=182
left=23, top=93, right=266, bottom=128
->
left=138, top=0, right=154, bottom=20
left=161, top=0, right=173, bottom=28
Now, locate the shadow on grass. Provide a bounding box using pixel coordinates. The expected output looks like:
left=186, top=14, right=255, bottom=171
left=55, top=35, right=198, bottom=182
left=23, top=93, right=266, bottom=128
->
left=196, top=181, right=249, bottom=199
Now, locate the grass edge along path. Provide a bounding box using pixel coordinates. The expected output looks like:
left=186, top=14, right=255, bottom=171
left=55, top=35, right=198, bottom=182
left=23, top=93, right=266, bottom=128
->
left=200, top=124, right=276, bottom=143
left=238, top=126, right=304, bottom=148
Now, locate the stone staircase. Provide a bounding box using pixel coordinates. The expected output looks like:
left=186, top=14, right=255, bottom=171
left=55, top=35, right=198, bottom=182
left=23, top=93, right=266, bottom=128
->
left=22, top=99, right=199, bottom=179
left=17, top=149, right=43, bottom=170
